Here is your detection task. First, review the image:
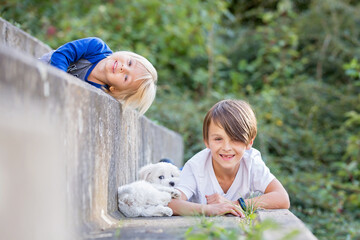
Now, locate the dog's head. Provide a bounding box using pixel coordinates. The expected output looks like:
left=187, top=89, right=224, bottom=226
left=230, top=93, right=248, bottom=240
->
left=138, top=162, right=180, bottom=187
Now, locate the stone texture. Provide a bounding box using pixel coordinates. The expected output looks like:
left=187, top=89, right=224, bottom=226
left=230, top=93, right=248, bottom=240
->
left=85, top=216, right=245, bottom=240
left=0, top=17, right=51, bottom=57
left=257, top=209, right=318, bottom=240
left=84, top=211, right=318, bottom=240
left=0, top=108, right=69, bottom=240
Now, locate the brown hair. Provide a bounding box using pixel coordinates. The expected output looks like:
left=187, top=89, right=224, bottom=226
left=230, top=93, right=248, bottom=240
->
left=203, top=99, right=257, bottom=145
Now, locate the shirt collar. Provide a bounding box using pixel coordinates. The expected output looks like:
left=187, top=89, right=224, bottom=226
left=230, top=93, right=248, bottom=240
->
left=86, top=80, right=109, bottom=90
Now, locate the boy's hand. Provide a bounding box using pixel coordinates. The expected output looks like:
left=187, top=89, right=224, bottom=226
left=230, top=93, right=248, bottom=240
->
left=205, top=193, right=244, bottom=217
left=203, top=202, right=245, bottom=217
left=205, top=193, right=228, bottom=204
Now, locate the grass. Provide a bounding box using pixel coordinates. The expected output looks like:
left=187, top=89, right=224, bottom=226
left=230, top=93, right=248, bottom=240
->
left=184, top=195, right=261, bottom=240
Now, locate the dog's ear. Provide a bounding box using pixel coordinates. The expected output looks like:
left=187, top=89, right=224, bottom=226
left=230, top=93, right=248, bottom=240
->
left=138, top=164, right=153, bottom=181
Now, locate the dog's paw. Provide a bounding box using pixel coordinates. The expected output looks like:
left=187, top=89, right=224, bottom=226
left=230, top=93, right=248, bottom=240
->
left=163, top=207, right=173, bottom=216
left=171, top=189, right=181, bottom=199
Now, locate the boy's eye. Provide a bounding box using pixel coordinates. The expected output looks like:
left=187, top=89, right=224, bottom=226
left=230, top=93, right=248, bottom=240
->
left=215, top=138, right=222, bottom=141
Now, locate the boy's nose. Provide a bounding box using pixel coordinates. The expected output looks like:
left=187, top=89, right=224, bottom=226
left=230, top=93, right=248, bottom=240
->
left=222, top=141, right=232, bottom=150
left=120, top=64, right=129, bottom=73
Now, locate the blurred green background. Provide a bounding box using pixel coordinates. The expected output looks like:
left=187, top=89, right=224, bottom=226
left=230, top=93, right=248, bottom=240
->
left=1, top=0, right=359, bottom=239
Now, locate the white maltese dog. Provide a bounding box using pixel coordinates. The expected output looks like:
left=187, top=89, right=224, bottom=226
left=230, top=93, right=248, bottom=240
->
left=118, top=162, right=181, bottom=217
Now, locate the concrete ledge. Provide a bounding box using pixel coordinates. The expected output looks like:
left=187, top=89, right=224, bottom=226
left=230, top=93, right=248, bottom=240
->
left=0, top=17, right=51, bottom=57
left=0, top=42, right=183, bottom=238
left=86, top=216, right=244, bottom=240
left=257, top=209, right=317, bottom=240
left=84, top=210, right=318, bottom=240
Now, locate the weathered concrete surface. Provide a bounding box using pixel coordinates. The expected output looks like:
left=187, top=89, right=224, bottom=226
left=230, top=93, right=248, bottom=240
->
left=257, top=209, right=318, bottom=240
left=0, top=17, right=51, bottom=57
left=0, top=109, right=70, bottom=240
left=83, top=210, right=318, bottom=240
left=85, top=216, right=245, bottom=240
left=0, top=42, right=183, bottom=238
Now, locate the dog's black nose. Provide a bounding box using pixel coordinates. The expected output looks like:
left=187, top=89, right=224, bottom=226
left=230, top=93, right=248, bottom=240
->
left=169, top=182, right=175, bottom=187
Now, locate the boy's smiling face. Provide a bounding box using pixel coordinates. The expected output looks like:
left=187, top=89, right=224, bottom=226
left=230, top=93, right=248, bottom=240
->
left=104, top=52, right=143, bottom=92
left=204, top=120, right=252, bottom=170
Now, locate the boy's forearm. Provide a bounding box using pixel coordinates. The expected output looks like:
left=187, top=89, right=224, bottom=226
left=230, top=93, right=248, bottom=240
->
left=244, top=191, right=290, bottom=209
left=168, top=199, right=207, bottom=216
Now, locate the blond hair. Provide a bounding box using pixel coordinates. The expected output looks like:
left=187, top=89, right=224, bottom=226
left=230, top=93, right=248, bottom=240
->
left=106, top=51, right=157, bottom=115
left=203, top=99, right=257, bottom=145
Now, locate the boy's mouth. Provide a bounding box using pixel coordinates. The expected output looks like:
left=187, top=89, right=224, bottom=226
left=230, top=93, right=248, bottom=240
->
left=113, top=60, right=118, bottom=73
left=220, top=154, right=235, bottom=161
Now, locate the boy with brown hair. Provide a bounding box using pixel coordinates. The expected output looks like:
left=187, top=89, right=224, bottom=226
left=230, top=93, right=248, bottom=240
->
left=169, top=99, right=290, bottom=216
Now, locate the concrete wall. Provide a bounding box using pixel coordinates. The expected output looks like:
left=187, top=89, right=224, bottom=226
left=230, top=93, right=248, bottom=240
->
left=0, top=17, right=183, bottom=239
left=0, top=109, right=69, bottom=240
left=0, top=18, right=51, bottom=57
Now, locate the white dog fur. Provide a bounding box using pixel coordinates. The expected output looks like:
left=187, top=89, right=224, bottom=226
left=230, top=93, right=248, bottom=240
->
left=118, top=162, right=181, bottom=217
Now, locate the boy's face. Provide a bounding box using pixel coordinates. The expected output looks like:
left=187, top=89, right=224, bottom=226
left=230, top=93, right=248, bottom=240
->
left=204, top=120, right=252, bottom=170
left=104, top=52, right=143, bottom=92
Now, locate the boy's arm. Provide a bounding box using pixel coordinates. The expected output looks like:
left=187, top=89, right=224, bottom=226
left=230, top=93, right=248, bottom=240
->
left=50, top=37, right=112, bottom=71
left=234, top=178, right=290, bottom=209
left=168, top=191, right=244, bottom=217
left=168, top=191, right=205, bottom=216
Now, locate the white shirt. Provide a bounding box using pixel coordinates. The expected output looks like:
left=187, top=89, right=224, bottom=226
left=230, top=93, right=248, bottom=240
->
left=177, top=148, right=275, bottom=204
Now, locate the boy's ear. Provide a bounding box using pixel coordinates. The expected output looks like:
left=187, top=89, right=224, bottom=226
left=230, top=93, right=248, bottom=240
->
left=246, top=138, right=254, bottom=150
left=109, top=86, right=118, bottom=93
left=203, top=138, right=209, bottom=149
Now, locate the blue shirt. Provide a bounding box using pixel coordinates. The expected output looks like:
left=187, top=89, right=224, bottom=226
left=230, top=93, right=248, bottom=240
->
left=40, top=37, right=113, bottom=89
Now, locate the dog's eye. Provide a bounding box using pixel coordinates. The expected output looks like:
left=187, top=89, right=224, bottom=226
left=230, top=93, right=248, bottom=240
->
left=159, top=175, right=164, bottom=180
left=171, top=175, right=174, bottom=178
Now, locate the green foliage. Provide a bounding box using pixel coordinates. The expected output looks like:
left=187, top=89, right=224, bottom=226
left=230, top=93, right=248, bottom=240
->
left=343, top=58, right=360, bottom=80
left=146, top=88, right=216, bottom=160
left=1, top=0, right=360, bottom=239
